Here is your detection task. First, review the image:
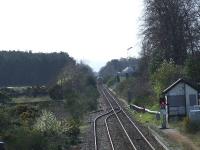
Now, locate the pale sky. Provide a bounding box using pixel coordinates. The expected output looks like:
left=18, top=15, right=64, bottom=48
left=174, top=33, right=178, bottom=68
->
left=0, top=0, right=143, bottom=72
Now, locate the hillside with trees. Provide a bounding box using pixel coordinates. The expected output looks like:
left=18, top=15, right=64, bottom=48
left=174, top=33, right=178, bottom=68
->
left=0, top=51, right=99, bottom=149
left=0, top=51, right=75, bottom=87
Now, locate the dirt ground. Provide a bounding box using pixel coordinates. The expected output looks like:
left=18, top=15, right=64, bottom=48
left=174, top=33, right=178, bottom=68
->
left=162, top=128, right=199, bottom=150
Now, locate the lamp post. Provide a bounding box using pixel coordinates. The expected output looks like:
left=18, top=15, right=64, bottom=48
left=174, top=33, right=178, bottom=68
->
left=127, top=47, right=133, bottom=59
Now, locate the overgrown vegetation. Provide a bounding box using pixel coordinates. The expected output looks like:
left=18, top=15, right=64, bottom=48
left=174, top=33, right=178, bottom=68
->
left=183, top=117, right=200, bottom=133
left=151, top=60, right=184, bottom=98
left=0, top=52, right=98, bottom=149
left=51, top=63, right=99, bottom=119
left=0, top=105, right=80, bottom=150
left=0, top=92, right=11, bottom=104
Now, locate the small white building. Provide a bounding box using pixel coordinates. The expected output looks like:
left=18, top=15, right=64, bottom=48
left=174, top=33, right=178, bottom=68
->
left=121, top=66, right=135, bottom=76
left=163, top=78, right=199, bottom=118
left=117, top=66, right=135, bottom=82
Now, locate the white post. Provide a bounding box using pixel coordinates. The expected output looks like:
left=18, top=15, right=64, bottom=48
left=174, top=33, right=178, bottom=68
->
left=165, top=95, right=168, bottom=128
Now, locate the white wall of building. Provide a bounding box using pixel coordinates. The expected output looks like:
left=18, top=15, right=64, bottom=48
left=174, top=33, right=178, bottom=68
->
left=165, top=82, right=198, bottom=116
left=185, top=84, right=198, bottom=114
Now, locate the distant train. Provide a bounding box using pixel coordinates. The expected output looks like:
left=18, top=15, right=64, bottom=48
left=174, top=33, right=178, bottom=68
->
left=97, top=76, right=103, bottom=84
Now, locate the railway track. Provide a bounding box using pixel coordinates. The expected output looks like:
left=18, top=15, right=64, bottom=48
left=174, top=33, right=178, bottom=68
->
left=94, top=84, right=165, bottom=150
left=94, top=110, right=113, bottom=150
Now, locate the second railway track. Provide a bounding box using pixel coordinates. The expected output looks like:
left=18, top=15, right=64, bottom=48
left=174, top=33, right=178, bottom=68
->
left=94, top=110, right=113, bottom=150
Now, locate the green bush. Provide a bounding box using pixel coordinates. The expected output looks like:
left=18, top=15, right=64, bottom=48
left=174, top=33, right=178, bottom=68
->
left=34, top=110, right=78, bottom=148
left=0, top=92, right=11, bottom=104
left=67, top=119, right=80, bottom=145
left=0, top=102, right=80, bottom=149
left=63, top=77, right=98, bottom=118
left=34, top=110, right=67, bottom=135
left=1, top=109, right=73, bottom=150
left=15, top=104, right=39, bottom=123
left=49, top=84, right=63, bottom=100
left=151, top=60, right=184, bottom=98
left=3, top=127, right=47, bottom=150
left=115, top=76, right=153, bottom=103
left=107, top=77, right=116, bottom=87
left=133, top=96, right=150, bottom=106
left=0, top=109, right=10, bottom=132
left=115, top=77, right=135, bottom=98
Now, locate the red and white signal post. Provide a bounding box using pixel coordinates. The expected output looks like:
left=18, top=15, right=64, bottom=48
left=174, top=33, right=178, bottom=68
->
left=160, top=97, right=168, bottom=128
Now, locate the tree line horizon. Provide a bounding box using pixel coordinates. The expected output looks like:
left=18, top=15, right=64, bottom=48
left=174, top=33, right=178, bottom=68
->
left=0, top=50, right=75, bottom=87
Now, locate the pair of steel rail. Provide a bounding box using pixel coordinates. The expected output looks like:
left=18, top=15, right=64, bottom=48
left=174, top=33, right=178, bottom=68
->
left=94, top=85, right=156, bottom=150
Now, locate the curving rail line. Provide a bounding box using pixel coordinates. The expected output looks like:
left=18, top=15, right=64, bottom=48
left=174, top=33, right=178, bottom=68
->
left=94, top=110, right=113, bottom=150
left=94, top=84, right=162, bottom=150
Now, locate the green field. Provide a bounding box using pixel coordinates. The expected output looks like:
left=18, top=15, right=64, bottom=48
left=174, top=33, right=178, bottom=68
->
left=12, top=96, right=52, bottom=104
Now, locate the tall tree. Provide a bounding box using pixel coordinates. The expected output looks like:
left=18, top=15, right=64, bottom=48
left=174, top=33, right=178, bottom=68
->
left=142, top=0, right=200, bottom=73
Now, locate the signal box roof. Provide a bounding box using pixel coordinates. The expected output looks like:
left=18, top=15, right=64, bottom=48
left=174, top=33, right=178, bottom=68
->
left=163, top=78, right=199, bottom=94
